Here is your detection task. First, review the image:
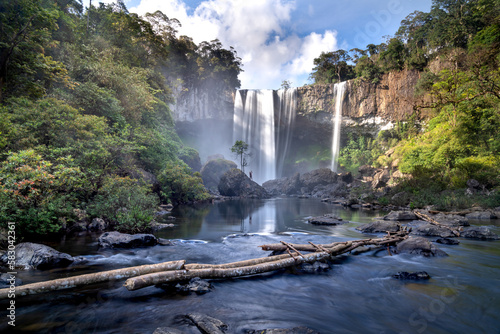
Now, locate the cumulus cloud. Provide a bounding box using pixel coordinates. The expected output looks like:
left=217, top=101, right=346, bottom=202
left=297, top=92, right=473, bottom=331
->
left=128, top=0, right=338, bottom=89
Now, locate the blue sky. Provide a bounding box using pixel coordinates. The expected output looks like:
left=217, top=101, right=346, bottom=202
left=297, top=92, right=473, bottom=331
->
left=87, top=0, right=432, bottom=89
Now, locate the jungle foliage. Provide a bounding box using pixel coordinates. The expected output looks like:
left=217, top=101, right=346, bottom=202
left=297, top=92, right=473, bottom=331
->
left=0, top=0, right=241, bottom=235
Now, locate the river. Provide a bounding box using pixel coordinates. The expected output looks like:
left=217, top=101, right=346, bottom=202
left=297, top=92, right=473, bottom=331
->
left=3, top=198, right=500, bottom=333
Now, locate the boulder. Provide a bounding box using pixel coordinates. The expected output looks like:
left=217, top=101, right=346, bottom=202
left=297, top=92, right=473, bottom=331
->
left=247, top=327, right=319, bottom=334
left=383, top=211, right=417, bottom=221
left=283, top=172, right=302, bottom=195
left=0, top=242, right=74, bottom=270
left=186, top=313, right=227, bottom=334
left=461, top=226, right=499, bottom=240
left=358, top=165, right=376, bottom=177
left=431, top=213, right=469, bottom=227
left=411, top=223, right=457, bottom=238
left=308, top=214, right=344, bottom=225
left=218, top=169, right=270, bottom=198
left=372, top=169, right=390, bottom=188
left=356, top=221, right=400, bottom=233
left=436, top=238, right=460, bottom=245
left=98, top=231, right=158, bottom=248
left=395, top=237, right=448, bottom=257
left=201, top=159, right=237, bottom=193
left=175, top=277, right=213, bottom=295
left=339, top=172, right=353, bottom=184
left=299, top=168, right=338, bottom=193
left=465, top=211, right=497, bottom=220
left=262, top=178, right=287, bottom=197
left=88, top=218, right=107, bottom=231
left=392, top=271, right=430, bottom=280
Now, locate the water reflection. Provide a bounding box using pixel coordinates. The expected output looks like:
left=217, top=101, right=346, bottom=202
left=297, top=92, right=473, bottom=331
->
left=157, top=198, right=387, bottom=241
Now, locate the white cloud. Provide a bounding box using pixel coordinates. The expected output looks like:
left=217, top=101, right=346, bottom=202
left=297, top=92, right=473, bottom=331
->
left=129, top=0, right=339, bottom=89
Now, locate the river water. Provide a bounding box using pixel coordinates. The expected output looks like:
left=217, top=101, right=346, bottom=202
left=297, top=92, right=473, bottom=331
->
left=3, top=198, right=500, bottom=334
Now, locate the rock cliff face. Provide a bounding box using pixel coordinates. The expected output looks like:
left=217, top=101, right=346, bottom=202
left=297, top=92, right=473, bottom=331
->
left=296, top=69, right=430, bottom=136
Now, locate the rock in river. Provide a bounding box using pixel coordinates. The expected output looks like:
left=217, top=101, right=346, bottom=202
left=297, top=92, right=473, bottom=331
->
left=392, top=271, right=430, bottom=280
left=0, top=242, right=74, bottom=270
left=461, top=226, right=499, bottom=240
left=356, top=221, right=400, bottom=233
left=394, top=237, right=448, bottom=257
left=308, top=214, right=344, bottom=225
left=247, top=327, right=320, bottom=334
left=218, top=168, right=270, bottom=198
left=383, top=211, right=417, bottom=221
left=98, top=231, right=158, bottom=248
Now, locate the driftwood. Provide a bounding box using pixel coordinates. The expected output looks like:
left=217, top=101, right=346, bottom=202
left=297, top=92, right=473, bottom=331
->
left=124, top=232, right=408, bottom=291
left=0, top=260, right=185, bottom=299
left=414, top=211, right=461, bottom=237
left=3, top=232, right=409, bottom=298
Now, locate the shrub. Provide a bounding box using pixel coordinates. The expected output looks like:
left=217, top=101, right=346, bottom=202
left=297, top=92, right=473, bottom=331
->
left=158, top=161, right=210, bottom=205
left=87, top=176, right=159, bottom=233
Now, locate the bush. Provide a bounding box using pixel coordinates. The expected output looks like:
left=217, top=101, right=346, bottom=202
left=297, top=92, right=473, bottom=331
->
left=88, top=176, right=159, bottom=233
left=158, top=161, right=210, bottom=205
left=0, top=150, right=84, bottom=235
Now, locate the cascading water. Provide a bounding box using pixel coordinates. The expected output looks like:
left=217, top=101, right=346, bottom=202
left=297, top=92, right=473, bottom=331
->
left=233, top=88, right=297, bottom=184
left=331, top=82, right=346, bottom=172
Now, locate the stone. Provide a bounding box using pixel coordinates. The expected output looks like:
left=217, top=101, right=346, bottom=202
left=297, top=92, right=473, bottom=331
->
left=461, top=226, right=499, bottom=240
left=392, top=271, right=430, bottom=280
left=431, top=213, right=469, bottom=227
left=411, top=223, right=457, bottom=238
left=308, top=214, right=344, bottom=225
left=465, top=211, right=497, bottom=220
left=98, top=231, right=158, bottom=248
left=356, top=221, right=400, bottom=233
left=218, top=169, right=270, bottom=198
left=436, top=238, right=460, bottom=245
left=186, top=313, right=227, bottom=334
left=466, top=179, right=481, bottom=189
left=153, top=328, right=186, bottom=334
left=246, top=327, right=320, bottom=334
left=88, top=218, right=107, bottom=231
left=201, top=159, right=238, bottom=193
left=299, top=168, right=338, bottom=193
left=0, top=242, right=74, bottom=270
left=175, top=277, right=214, bottom=295
left=383, top=211, right=417, bottom=221
left=371, top=169, right=390, bottom=188
left=283, top=172, right=302, bottom=195
left=395, top=237, right=448, bottom=257
left=358, top=165, right=376, bottom=176
left=339, top=172, right=353, bottom=184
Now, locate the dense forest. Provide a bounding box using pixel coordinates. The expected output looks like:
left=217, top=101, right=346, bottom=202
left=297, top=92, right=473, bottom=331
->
left=310, top=0, right=500, bottom=209
left=0, top=0, right=242, bottom=236
left=1, top=0, right=499, bottom=237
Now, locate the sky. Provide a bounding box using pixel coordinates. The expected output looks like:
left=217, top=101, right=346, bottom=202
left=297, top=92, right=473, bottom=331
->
left=86, top=0, right=433, bottom=89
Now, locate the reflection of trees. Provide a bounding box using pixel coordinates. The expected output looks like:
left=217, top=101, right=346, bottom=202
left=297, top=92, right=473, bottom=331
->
left=156, top=203, right=211, bottom=239
left=205, top=199, right=265, bottom=226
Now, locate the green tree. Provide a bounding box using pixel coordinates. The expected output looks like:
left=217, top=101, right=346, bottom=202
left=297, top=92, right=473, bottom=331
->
left=310, top=50, right=354, bottom=84
left=231, top=140, right=249, bottom=172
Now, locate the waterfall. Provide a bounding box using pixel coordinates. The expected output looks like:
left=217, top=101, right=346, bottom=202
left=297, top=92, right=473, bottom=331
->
left=233, top=88, right=297, bottom=184
left=331, top=82, right=346, bottom=172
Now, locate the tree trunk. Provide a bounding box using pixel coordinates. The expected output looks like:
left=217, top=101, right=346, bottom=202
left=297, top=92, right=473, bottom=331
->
left=0, top=260, right=185, bottom=299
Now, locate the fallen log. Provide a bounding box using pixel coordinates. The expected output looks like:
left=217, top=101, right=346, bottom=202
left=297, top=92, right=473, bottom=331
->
left=124, top=233, right=408, bottom=291
left=414, top=211, right=461, bottom=237
left=0, top=260, right=185, bottom=299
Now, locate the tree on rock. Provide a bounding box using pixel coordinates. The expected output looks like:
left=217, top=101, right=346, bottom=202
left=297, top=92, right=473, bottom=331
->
left=231, top=140, right=249, bottom=172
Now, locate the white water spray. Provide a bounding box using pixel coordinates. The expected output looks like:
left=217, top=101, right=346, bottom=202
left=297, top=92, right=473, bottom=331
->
left=331, top=82, right=346, bottom=172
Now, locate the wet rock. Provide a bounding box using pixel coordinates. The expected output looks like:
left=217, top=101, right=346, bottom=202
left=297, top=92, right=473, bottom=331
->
left=430, top=213, right=469, bottom=227
left=436, top=238, right=460, bottom=245
left=0, top=242, right=74, bottom=270
left=186, top=313, right=227, bottom=334
left=283, top=172, right=302, bottom=195
left=262, top=178, right=287, bottom=197
left=395, top=237, right=448, bottom=257
left=158, top=238, right=175, bottom=246
left=298, top=261, right=330, bottom=273
left=358, top=165, right=376, bottom=177
left=356, top=221, right=400, bottom=233
left=201, top=159, right=237, bottom=193
left=411, top=223, right=457, bottom=238
left=383, top=211, right=417, bottom=221
left=88, top=218, right=107, bottom=231
left=0, top=273, right=22, bottom=288
left=339, top=172, right=353, bottom=184
left=218, top=169, right=270, bottom=198
left=308, top=214, right=344, bottom=225
left=299, top=168, right=338, bottom=193
left=392, top=271, right=430, bottom=280
left=98, top=231, right=158, bottom=248
left=176, top=278, right=214, bottom=295
left=246, top=327, right=320, bottom=334
left=461, top=226, right=499, bottom=240
left=465, top=211, right=497, bottom=220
